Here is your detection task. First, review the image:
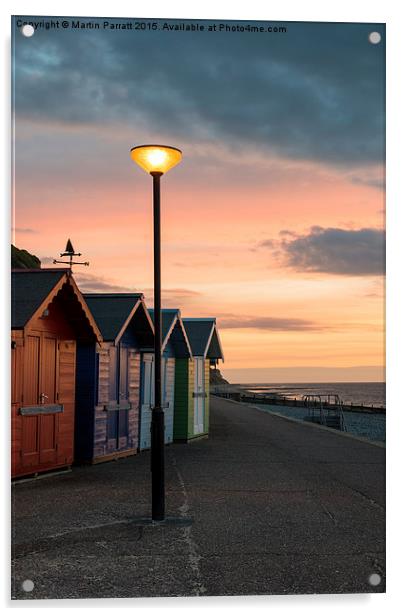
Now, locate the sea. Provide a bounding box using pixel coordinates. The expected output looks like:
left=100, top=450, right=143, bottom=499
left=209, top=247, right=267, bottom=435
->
left=219, top=382, right=386, bottom=443
left=240, top=382, right=385, bottom=408
left=233, top=382, right=386, bottom=443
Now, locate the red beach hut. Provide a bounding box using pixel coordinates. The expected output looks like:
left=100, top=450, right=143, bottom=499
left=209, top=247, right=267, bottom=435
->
left=11, top=268, right=102, bottom=479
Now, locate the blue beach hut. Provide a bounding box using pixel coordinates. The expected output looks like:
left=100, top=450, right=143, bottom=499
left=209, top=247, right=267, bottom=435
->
left=139, top=309, right=192, bottom=450
left=74, top=293, right=154, bottom=463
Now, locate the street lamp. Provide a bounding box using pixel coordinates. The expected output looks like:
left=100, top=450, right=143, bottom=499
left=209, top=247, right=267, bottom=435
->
left=130, top=144, right=182, bottom=521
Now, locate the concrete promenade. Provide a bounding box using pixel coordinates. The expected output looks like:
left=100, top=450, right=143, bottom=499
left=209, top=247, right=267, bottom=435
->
left=12, top=396, right=385, bottom=599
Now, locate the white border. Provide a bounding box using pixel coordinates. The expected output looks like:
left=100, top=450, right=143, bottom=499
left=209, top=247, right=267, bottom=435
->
left=2, top=1, right=401, bottom=614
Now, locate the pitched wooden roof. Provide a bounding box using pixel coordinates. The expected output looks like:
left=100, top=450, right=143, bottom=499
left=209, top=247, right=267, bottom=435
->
left=182, top=318, right=224, bottom=360
left=148, top=309, right=192, bottom=357
left=12, top=269, right=66, bottom=328
left=11, top=268, right=102, bottom=342
left=84, top=293, right=154, bottom=343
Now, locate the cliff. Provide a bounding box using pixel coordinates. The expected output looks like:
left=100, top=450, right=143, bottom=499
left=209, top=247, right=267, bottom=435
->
left=210, top=366, right=229, bottom=386
left=11, top=245, right=41, bottom=269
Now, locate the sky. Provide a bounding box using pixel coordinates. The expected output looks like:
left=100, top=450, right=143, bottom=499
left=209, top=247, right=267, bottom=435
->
left=12, top=16, right=385, bottom=382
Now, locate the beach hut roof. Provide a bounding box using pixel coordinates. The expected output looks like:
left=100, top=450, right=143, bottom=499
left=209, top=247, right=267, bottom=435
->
left=148, top=308, right=192, bottom=358
left=12, top=269, right=66, bottom=328
left=182, top=318, right=224, bottom=360
left=83, top=293, right=154, bottom=344
left=11, top=268, right=102, bottom=342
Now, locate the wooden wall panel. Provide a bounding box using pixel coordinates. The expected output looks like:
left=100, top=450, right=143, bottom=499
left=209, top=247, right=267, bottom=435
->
left=41, top=336, right=57, bottom=403
left=56, top=341, right=76, bottom=466
left=93, top=406, right=107, bottom=458
left=128, top=350, right=140, bottom=450
left=11, top=407, right=22, bottom=476
left=204, top=359, right=210, bottom=434
left=164, top=358, right=175, bottom=444
left=188, top=359, right=195, bottom=437
left=20, top=415, right=40, bottom=469
left=39, top=413, right=57, bottom=465
left=11, top=333, right=24, bottom=406
left=11, top=331, right=24, bottom=476
left=24, top=335, right=40, bottom=405
left=173, top=359, right=189, bottom=441
left=97, top=345, right=110, bottom=405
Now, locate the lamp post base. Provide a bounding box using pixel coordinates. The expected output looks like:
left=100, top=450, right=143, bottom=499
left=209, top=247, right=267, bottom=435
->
left=127, top=516, right=192, bottom=527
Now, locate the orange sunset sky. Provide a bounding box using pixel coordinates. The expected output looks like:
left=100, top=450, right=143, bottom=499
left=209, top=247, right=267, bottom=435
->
left=12, top=18, right=385, bottom=382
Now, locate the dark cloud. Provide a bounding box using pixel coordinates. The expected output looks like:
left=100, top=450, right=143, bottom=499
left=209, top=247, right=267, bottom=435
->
left=13, top=18, right=385, bottom=165
left=266, top=226, right=385, bottom=275
left=349, top=174, right=385, bottom=190
left=218, top=315, right=325, bottom=331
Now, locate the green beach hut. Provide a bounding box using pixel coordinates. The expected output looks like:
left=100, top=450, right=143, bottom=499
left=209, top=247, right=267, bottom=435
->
left=175, top=318, right=224, bottom=442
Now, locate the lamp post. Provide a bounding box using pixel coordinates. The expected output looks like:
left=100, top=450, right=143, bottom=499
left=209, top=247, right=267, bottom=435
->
left=130, top=144, right=182, bottom=521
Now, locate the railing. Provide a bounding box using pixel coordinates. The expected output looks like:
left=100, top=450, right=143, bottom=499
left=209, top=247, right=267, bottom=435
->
left=303, top=394, right=347, bottom=432
left=211, top=387, right=384, bottom=415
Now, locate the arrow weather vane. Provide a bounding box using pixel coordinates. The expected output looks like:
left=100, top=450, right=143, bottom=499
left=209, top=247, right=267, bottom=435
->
left=53, top=239, right=89, bottom=271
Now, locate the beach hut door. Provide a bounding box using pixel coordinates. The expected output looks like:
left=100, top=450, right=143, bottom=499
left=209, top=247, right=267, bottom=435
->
left=21, top=334, right=58, bottom=469
left=140, top=354, right=154, bottom=449
left=39, top=336, right=58, bottom=464
left=117, top=345, right=129, bottom=447
left=194, top=358, right=205, bottom=434
left=106, top=345, right=130, bottom=450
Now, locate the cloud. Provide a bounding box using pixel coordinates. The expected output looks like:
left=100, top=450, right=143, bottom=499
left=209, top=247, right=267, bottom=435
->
left=13, top=18, right=385, bottom=165
left=218, top=315, right=326, bottom=331
left=363, top=279, right=385, bottom=298
left=74, top=273, right=135, bottom=293
left=141, top=287, right=202, bottom=308
left=12, top=227, right=37, bottom=234
left=262, top=226, right=385, bottom=275
left=72, top=273, right=202, bottom=304
left=279, top=229, right=298, bottom=237
left=258, top=239, right=276, bottom=249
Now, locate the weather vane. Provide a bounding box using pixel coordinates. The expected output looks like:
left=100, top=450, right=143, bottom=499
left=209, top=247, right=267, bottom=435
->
left=53, top=239, right=89, bottom=271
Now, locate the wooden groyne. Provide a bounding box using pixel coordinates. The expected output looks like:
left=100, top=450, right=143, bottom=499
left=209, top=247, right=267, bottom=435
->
left=211, top=390, right=385, bottom=414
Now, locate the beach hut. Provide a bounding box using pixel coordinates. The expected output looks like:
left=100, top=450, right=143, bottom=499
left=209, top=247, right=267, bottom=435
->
left=11, top=268, right=102, bottom=479
left=140, top=309, right=192, bottom=450
left=75, top=293, right=154, bottom=463
left=175, top=318, right=224, bottom=442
